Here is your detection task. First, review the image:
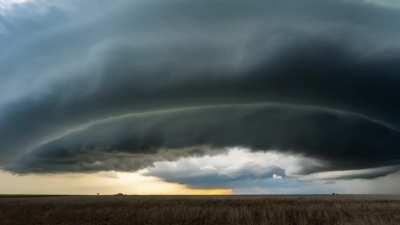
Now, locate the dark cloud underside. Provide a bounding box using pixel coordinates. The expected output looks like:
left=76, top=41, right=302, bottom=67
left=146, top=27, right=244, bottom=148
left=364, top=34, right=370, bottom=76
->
left=8, top=104, right=400, bottom=173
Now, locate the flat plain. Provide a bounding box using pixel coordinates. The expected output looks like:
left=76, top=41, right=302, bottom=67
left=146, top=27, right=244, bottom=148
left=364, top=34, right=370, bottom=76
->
left=1, top=195, right=400, bottom=225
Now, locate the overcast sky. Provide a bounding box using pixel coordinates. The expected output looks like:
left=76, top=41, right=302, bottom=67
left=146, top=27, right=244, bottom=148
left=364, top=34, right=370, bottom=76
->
left=1, top=0, right=400, bottom=194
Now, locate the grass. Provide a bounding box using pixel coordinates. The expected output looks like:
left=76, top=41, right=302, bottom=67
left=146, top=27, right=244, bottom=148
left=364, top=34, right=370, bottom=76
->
left=0, top=195, right=400, bottom=225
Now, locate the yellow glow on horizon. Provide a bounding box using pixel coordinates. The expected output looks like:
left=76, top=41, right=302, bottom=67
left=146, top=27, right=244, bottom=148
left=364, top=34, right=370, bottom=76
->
left=0, top=170, right=232, bottom=195
left=115, top=171, right=232, bottom=195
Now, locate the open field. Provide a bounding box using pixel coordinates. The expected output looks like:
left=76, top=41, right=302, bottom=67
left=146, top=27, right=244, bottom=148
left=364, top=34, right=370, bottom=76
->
left=1, top=195, right=400, bottom=225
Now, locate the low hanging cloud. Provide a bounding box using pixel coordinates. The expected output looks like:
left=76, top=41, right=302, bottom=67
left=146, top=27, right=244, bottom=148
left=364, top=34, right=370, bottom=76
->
left=144, top=148, right=323, bottom=187
left=1, top=0, right=400, bottom=192
left=142, top=148, right=400, bottom=192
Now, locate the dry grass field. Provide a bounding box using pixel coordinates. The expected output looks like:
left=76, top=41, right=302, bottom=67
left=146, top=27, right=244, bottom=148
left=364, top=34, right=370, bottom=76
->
left=1, top=195, right=400, bottom=225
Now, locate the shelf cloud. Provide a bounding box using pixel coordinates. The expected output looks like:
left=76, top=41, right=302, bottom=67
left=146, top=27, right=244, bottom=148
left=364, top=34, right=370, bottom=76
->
left=1, top=0, right=400, bottom=192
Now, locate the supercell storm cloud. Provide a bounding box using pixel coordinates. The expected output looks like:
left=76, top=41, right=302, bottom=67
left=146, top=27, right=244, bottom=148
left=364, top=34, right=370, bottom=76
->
left=1, top=0, right=400, bottom=191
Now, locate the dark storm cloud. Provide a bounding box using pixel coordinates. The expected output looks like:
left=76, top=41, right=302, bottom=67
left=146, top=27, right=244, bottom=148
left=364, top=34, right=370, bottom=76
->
left=7, top=104, right=400, bottom=173
left=1, top=0, right=400, bottom=179
left=3, top=38, right=400, bottom=168
left=304, top=165, right=400, bottom=180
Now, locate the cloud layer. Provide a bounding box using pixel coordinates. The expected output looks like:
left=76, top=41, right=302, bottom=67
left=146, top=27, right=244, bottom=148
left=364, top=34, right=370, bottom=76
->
left=1, top=0, right=400, bottom=191
left=7, top=103, right=400, bottom=173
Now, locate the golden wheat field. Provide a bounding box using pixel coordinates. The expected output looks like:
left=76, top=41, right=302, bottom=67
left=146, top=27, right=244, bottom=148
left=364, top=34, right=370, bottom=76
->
left=0, top=195, right=400, bottom=225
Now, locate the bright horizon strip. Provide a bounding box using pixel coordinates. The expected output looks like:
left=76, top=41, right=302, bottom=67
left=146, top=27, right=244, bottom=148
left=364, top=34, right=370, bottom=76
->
left=0, top=170, right=232, bottom=195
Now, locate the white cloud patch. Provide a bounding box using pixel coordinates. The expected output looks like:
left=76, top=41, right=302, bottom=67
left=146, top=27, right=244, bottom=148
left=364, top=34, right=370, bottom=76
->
left=144, top=147, right=325, bottom=187
left=142, top=147, right=400, bottom=193
left=0, top=0, right=34, bottom=6
left=0, top=0, right=34, bottom=11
